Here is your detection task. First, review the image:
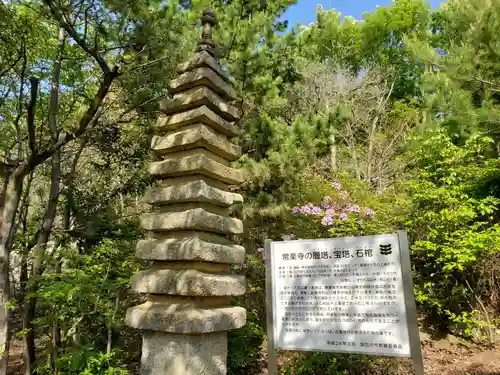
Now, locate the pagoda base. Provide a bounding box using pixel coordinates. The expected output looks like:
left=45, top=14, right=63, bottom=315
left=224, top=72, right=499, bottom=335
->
left=140, top=331, right=227, bottom=375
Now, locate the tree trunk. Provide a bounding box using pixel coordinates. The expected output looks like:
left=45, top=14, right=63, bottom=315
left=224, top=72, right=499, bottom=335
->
left=0, top=22, right=117, bottom=375
left=107, top=292, right=120, bottom=356
left=352, top=147, right=361, bottom=180
left=0, top=169, right=25, bottom=375
left=0, top=49, right=29, bottom=375
left=21, top=74, right=40, bottom=375
left=0, top=58, right=32, bottom=374
left=22, top=298, right=36, bottom=375
left=0, top=19, right=116, bottom=374
left=366, top=78, right=394, bottom=184
left=24, top=27, right=65, bottom=375
left=346, top=122, right=361, bottom=180
left=329, top=129, right=337, bottom=172
left=16, top=169, right=33, bottom=304
left=51, top=138, right=86, bottom=364
left=365, top=114, right=379, bottom=184
left=53, top=257, right=62, bottom=354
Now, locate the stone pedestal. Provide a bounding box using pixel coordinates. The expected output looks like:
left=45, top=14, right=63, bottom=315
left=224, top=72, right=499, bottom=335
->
left=125, top=9, right=246, bottom=375
left=140, top=332, right=227, bottom=375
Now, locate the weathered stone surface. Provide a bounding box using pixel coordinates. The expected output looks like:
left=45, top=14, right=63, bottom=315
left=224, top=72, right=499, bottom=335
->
left=128, top=12, right=245, bottom=375
left=141, top=208, right=243, bottom=234
left=148, top=295, right=232, bottom=306
left=125, top=302, right=246, bottom=333
left=148, top=150, right=244, bottom=185
left=157, top=105, right=239, bottom=137
left=161, top=87, right=241, bottom=122
left=140, top=331, right=227, bottom=375
left=136, top=232, right=245, bottom=264
left=177, top=50, right=231, bottom=83
left=151, top=124, right=241, bottom=161
left=160, top=175, right=230, bottom=192
left=131, top=269, right=246, bottom=296
left=144, top=180, right=243, bottom=207
left=154, top=202, right=229, bottom=216
left=151, top=261, right=229, bottom=272
left=169, top=67, right=238, bottom=102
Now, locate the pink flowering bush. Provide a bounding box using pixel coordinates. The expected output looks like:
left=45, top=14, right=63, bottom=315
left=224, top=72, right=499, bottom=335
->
left=287, top=179, right=399, bottom=239
left=293, top=181, right=375, bottom=225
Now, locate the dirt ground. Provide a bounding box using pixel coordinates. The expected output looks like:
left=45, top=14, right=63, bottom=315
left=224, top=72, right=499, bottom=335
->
left=419, top=340, right=500, bottom=375
left=8, top=339, right=24, bottom=375
left=255, top=335, right=500, bottom=375
left=7, top=336, right=500, bottom=374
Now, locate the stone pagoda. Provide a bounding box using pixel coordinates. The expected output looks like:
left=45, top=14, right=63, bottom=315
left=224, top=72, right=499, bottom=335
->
left=125, top=10, right=246, bottom=375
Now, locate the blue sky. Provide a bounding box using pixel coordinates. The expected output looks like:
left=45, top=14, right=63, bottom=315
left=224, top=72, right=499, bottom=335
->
left=283, top=0, right=444, bottom=26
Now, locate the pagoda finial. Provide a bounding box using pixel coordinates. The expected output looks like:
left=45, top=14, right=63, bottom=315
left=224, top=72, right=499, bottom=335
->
left=197, top=9, right=218, bottom=57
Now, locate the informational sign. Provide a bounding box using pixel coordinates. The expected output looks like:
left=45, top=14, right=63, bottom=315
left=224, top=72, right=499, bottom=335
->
left=265, top=232, right=423, bottom=375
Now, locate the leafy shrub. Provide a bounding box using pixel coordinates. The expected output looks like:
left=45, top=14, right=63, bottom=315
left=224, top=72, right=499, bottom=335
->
left=228, top=309, right=266, bottom=373
left=79, top=350, right=128, bottom=375
left=285, top=172, right=405, bottom=241
left=34, top=234, right=142, bottom=374
left=36, top=346, right=128, bottom=375
left=406, top=130, right=500, bottom=336
left=280, top=351, right=408, bottom=375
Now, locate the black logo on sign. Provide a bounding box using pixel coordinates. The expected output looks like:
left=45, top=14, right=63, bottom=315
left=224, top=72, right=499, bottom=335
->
left=379, top=244, right=392, bottom=255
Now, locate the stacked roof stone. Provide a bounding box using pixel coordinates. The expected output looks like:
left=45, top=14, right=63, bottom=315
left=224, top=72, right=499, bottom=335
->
left=125, top=9, right=246, bottom=375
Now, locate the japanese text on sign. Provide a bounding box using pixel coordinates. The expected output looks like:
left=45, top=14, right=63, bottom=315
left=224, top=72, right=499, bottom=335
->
left=270, top=234, right=412, bottom=357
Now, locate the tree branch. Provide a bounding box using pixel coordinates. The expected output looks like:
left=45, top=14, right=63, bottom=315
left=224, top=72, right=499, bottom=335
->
left=22, top=68, right=118, bottom=174
left=48, top=28, right=65, bottom=141
left=0, top=54, right=22, bottom=82
left=42, top=0, right=111, bottom=74
left=26, top=77, right=39, bottom=156
left=12, top=46, right=28, bottom=162
left=128, top=56, right=170, bottom=71
left=473, top=76, right=500, bottom=92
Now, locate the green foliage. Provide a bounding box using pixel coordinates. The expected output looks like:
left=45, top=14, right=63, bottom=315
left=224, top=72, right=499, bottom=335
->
left=38, top=348, right=128, bottom=375
left=228, top=308, right=266, bottom=373
left=79, top=350, right=128, bottom=375
left=3, top=0, right=500, bottom=374
left=236, top=0, right=500, bottom=371
left=240, top=111, right=332, bottom=193
left=228, top=252, right=267, bottom=372
left=406, top=129, right=500, bottom=332
left=280, top=351, right=403, bottom=375
left=301, top=0, right=431, bottom=98
left=33, top=227, right=142, bottom=373
left=407, top=0, right=500, bottom=140
left=288, top=174, right=403, bottom=239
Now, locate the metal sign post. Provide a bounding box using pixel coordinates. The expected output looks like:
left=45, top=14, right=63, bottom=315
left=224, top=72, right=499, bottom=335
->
left=265, top=239, right=278, bottom=375
left=265, top=232, right=425, bottom=375
left=398, top=231, right=424, bottom=375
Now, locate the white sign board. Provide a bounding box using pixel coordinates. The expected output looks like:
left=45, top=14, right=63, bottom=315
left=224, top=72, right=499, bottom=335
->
left=268, top=233, right=417, bottom=357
